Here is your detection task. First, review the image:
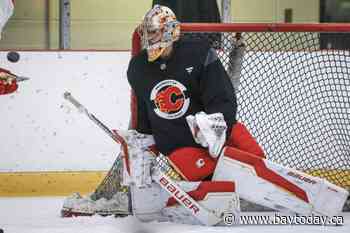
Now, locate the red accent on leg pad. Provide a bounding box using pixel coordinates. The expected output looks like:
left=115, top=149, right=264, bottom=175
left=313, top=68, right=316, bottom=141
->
left=227, top=122, right=265, bottom=158
left=166, top=181, right=235, bottom=206
left=168, top=147, right=216, bottom=181
left=223, top=147, right=309, bottom=203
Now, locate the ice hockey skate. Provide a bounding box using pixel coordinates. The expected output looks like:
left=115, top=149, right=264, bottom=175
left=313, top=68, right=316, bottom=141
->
left=61, top=190, right=130, bottom=217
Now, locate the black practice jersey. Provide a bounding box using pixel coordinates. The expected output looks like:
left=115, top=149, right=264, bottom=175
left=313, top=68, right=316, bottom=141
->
left=127, top=37, right=237, bottom=155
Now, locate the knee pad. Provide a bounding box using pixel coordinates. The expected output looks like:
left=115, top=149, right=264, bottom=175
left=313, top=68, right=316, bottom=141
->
left=227, top=122, right=265, bottom=158
left=167, top=147, right=216, bottom=181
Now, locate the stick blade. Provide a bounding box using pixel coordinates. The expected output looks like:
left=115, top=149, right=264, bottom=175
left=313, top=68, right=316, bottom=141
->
left=15, top=76, right=30, bottom=82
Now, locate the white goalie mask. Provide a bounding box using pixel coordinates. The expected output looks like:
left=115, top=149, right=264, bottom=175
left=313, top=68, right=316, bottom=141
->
left=140, top=5, right=180, bottom=62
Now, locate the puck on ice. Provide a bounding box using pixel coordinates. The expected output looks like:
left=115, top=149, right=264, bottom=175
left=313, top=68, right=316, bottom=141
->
left=7, top=51, right=20, bottom=63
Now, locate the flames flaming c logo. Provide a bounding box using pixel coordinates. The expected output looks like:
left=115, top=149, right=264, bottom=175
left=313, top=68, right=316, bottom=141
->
left=150, top=80, right=190, bottom=119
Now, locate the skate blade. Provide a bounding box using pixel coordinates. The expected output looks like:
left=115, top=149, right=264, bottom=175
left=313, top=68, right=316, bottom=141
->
left=60, top=208, right=95, bottom=217
left=61, top=208, right=130, bottom=218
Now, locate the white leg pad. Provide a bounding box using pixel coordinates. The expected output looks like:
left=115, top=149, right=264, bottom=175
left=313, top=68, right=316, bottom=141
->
left=131, top=179, right=240, bottom=225
left=212, top=147, right=349, bottom=216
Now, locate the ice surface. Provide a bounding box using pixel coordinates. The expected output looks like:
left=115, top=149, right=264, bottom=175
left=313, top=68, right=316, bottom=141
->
left=1, top=197, right=350, bottom=233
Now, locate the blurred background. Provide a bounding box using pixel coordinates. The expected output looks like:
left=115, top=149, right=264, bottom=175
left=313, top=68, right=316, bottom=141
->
left=1, top=0, right=349, bottom=50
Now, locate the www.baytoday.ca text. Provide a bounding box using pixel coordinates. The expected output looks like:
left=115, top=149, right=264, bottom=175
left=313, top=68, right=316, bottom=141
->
left=223, top=213, right=344, bottom=225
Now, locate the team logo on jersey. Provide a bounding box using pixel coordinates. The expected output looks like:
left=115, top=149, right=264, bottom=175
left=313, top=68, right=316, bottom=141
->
left=150, top=79, right=190, bottom=119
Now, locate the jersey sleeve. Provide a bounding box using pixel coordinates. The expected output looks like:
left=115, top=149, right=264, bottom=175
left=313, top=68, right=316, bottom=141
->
left=130, top=90, right=152, bottom=134
left=199, top=47, right=237, bottom=133
left=127, top=57, right=152, bottom=134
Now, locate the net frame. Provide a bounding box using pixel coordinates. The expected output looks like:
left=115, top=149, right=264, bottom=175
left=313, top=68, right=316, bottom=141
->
left=131, top=23, right=350, bottom=195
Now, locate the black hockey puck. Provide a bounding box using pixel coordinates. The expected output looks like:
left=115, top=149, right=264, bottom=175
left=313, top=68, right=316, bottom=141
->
left=7, top=51, right=20, bottom=63
left=0, top=228, right=4, bottom=233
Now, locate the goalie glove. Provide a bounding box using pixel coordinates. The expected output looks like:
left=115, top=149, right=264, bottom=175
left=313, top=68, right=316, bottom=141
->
left=186, top=112, right=227, bottom=158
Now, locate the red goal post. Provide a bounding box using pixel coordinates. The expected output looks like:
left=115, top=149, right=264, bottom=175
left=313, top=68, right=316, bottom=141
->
left=132, top=23, right=350, bottom=54
left=179, top=23, right=350, bottom=32
left=130, top=23, right=350, bottom=196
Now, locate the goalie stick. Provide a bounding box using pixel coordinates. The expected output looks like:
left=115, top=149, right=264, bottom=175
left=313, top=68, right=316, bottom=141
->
left=14, top=76, right=30, bottom=82
left=63, top=92, right=122, bottom=144
left=63, top=91, right=223, bottom=226
left=0, top=75, right=30, bottom=82
left=0, top=68, right=30, bottom=82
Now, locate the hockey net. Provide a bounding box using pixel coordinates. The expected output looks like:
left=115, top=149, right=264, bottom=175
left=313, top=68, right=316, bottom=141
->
left=174, top=23, right=350, bottom=193
left=67, top=23, right=350, bottom=214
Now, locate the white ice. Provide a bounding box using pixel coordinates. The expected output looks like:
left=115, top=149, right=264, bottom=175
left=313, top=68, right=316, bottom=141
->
left=1, top=197, right=350, bottom=233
